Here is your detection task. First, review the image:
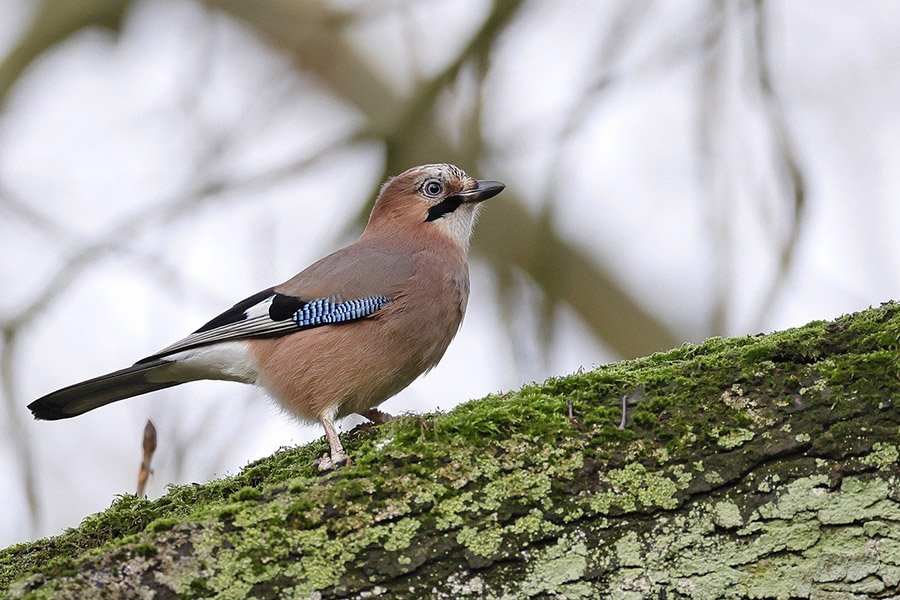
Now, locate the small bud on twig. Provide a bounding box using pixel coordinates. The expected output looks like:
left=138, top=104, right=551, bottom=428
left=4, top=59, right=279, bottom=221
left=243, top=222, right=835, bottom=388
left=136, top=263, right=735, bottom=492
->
left=136, top=419, right=157, bottom=497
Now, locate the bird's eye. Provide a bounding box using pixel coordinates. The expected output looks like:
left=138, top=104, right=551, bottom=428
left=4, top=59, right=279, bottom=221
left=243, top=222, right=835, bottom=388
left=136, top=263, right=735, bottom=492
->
left=422, top=179, right=443, bottom=198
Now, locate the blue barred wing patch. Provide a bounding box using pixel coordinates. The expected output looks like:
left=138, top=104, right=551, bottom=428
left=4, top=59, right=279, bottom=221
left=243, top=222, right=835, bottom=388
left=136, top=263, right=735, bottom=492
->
left=142, top=293, right=392, bottom=361
left=294, top=296, right=391, bottom=328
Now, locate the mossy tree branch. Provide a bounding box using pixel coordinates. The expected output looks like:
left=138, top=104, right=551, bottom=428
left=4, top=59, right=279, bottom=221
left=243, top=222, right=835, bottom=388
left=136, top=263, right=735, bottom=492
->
left=3, top=302, right=900, bottom=598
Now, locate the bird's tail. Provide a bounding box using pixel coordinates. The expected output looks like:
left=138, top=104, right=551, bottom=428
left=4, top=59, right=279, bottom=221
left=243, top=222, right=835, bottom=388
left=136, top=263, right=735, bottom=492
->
left=28, top=359, right=181, bottom=420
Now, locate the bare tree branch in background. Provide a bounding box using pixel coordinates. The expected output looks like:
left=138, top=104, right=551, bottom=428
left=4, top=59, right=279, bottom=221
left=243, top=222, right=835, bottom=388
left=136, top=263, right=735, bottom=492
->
left=219, top=0, right=681, bottom=355
left=499, top=1, right=657, bottom=375
left=0, top=0, right=131, bottom=103
left=697, top=0, right=734, bottom=336
left=749, top=0, right=807, bottom=329
left=695, top=0, right=807, bottom=335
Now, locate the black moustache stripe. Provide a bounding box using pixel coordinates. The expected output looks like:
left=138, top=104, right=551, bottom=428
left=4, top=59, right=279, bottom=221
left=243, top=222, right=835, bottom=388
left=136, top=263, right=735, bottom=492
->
left=425, top=195, right=463, bottom=222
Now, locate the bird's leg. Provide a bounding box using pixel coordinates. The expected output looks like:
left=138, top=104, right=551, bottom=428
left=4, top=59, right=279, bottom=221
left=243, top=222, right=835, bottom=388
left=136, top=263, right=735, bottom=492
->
left=315, top=412, right=350, bottom=471
left=363, top=407, right=395, bottom=424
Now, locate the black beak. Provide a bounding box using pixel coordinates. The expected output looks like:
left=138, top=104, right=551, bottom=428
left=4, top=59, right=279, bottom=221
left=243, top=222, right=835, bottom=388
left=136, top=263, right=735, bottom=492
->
left=425, top=179, right=506, bottom=222
left=456, top=180, right=506, bottom=203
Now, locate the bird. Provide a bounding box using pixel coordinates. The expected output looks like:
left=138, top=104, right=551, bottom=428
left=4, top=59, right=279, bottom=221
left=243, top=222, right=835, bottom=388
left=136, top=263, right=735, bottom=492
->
left=28, top=163, right=505, bottom=470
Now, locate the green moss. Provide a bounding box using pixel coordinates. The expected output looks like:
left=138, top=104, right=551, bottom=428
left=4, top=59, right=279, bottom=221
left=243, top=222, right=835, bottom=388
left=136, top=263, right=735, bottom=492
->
left=146, top=517, right=179, bottom=533
left=457, top=525, right=503, bottom=558
left=130, top=543, right=156, bottom=558
left=434, top=492, right=474, bottom=531
left=2, top=302, right=899, bottom=597
left=517, top=534, right=590, bottom=596
left=703, top=471, right=724, bottom=485
left=715, top=427, right=755, bottom=449
left=864, top=442, right=900, bottom=470
left=229, top=486, right=263, bottom=502
left=508, top=509, right=560, bottom=537
left=587, top=462, right=686, bottom=514
left=711, top=500, right=743, bottom=529
left=817, top=477, right=897, bottom=525
left=382, top=518, right=421, bottom=552
left=482, top=470, right=552, bottom=510
left=614, top=531, right=643, bottom=567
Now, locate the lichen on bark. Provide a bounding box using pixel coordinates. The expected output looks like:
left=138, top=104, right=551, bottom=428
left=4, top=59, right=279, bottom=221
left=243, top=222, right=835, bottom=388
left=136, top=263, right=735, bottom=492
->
left=2, top=302, right=899, bottom=598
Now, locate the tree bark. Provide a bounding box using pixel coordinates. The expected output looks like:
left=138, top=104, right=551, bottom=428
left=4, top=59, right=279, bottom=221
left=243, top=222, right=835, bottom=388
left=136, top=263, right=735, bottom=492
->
left=3, top=303, right=900, bottom=599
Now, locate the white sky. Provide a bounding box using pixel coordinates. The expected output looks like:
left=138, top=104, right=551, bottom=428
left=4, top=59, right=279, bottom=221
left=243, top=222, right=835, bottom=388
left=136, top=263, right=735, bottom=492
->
left=1, top=0, right=899, bottom=546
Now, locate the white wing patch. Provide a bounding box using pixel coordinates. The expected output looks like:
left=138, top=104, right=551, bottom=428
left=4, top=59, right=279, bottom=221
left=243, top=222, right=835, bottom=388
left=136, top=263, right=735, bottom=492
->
left=141, top=293, right=390, bottom=363
left=162, top=341, right=260, bottom=384
left=147, top=295, right=294, bottom=359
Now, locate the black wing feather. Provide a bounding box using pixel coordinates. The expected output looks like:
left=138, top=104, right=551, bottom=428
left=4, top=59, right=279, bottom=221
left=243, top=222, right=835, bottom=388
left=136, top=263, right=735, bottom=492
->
left=136, top=290, right=389, bottom=364
left=268, top=293, right=307, bottom=321
left=194, top=288, right=275, bottom=333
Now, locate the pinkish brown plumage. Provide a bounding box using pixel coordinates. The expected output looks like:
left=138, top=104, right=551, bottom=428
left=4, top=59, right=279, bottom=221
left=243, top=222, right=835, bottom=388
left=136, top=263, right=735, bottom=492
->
left=29, top=164, right=504, bottom=469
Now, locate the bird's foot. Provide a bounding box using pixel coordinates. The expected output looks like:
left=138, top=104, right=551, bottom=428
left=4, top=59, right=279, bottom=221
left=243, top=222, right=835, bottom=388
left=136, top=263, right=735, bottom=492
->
left=363, top=407, right=395, bottom=424
left=315, top=451, right=351, bottom=472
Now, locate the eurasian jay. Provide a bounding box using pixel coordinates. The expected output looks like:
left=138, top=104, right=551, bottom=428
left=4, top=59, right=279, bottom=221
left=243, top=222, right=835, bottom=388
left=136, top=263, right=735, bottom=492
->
left=28, top=163, right=505, bottom=470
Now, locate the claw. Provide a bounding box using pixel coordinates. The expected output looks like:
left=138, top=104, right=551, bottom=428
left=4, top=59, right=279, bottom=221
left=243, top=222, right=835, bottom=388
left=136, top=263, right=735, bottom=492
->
left=314, top=451, right=351, bottom=472
left=364, top=407, right=395, bottom=424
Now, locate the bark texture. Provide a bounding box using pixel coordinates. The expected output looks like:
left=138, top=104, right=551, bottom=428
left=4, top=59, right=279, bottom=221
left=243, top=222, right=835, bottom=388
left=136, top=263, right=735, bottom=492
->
left=2, top=302, right=900, bottom=599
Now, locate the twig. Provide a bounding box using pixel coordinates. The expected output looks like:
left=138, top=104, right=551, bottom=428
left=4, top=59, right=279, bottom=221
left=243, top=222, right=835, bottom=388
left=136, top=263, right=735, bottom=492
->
left=567, top=399, right=583, bottom=430
left=136, top=419, right=158, bottom=498
left=619, top=384, right=645, bottom=429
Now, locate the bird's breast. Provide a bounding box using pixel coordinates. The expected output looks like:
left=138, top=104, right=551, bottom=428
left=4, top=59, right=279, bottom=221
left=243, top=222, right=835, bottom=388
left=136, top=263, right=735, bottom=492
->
left=249, top=246, right=470, bottom=421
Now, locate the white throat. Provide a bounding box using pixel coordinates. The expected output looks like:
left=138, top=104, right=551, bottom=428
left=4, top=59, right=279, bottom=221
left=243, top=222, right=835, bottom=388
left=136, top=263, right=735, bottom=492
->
left=433, top=203, right=481, bottom=253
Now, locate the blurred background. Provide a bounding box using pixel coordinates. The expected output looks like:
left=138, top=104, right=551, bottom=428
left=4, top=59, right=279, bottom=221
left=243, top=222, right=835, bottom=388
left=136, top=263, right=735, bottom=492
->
left=1, top=0, right=897, bottom=546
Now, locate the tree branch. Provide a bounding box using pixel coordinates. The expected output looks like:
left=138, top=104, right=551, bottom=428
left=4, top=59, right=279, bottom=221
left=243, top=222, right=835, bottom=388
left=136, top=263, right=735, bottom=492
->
left=3, top=302, right=898, bottom=597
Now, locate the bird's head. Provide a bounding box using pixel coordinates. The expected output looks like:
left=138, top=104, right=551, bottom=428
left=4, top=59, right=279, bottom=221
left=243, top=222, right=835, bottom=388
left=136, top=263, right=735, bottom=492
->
left=366, top=164, right=505, bottom=251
